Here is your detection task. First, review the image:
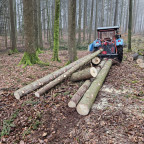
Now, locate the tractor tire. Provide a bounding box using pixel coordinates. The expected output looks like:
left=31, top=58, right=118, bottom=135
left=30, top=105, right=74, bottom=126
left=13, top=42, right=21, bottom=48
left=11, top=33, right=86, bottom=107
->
left=117, top=46, right=123, bottom=62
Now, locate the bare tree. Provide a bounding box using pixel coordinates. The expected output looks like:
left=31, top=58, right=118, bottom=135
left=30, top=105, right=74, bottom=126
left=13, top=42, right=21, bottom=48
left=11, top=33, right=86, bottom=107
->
left=128, top=0, right=132, bottom=52
left=68, top=0, right=77, bottom=63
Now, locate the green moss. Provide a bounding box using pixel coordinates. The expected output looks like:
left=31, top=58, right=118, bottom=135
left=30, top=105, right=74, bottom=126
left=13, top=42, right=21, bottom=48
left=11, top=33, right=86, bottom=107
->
left=19, top=52, right=49, bottom=68
left=52, top=0, right=60, bottom=61
left=36, top=48, right=44, bottom=54
left=8, top=48, right=18, bottom=55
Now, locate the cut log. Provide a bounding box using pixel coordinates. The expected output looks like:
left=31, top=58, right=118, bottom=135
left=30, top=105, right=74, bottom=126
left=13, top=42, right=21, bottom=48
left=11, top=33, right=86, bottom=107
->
left=128, top=53, right=139, bottom=61
left=68, top=80, right=91, bottom=108
left=14, top=51, right=101, bottom=99
left=139, top=63, right=144, bottom=68
left=91, top=57, right=101, bottom=65
left=70, top=67, right=96, bottom=82
left=76, top=59, right=112, bottom=116
left=35, top=49, right=103, bottom=97
left=71, top=58, right=106, bottom=82
left=136, top=55, right=144, bottom=64
left=68, top=59, right=107, bottom=108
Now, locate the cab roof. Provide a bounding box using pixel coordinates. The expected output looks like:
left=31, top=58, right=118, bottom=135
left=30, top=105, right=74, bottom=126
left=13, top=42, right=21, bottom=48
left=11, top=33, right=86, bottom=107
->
left=97, top=26, right=120, bottom=31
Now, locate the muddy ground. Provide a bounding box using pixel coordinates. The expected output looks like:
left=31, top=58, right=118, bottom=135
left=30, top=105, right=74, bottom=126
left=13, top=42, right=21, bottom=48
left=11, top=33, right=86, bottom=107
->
left=0, top=39, right=144, bottom=144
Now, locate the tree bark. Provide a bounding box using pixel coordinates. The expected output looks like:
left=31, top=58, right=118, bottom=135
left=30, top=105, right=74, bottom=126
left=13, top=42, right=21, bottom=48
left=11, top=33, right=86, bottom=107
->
left=14, top=50, right=102, bottom=99
left=114, top=0, right=118, bottom=26
left=9, top=0, right=17, bottom=52
left=68, top=80, right=91, bottom=108
left=139, top=63, right=144, bottom=68
left=136, top=56, right=144, bottom=64
left=53, top=0, right=60, bottom=61
left=94, top=0, right=98, bottom=39
left=128, top=0, right=132, bottom=52
left=88, top=0, right=94, bottom=43
left=78, top=0, right=82, bottom=45
left=127, top=53, right=139, bottom=61
left=68, top=0, right=77, bottom=62
left=76, top=59, right=112, bottom=116
left=83, top=0, right=87, bottom=42
left=35, top=49, right=103, bottom=97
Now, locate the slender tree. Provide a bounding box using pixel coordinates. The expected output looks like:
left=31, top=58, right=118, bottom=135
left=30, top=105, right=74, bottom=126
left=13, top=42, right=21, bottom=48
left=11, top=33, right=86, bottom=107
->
left=83, top=0, right=87, bottom=42
left=114, top=0, right=118, bottom=26
left=9, top=0, right=17, bottom=52
left=88, top=0, right=94, bottom=43
left=128, top=0, right=132, bottom=52
left=68, top=0, right=77, bottom=63
left=94, top=0, right=98, bottom=39
left=52, top=0, right=60, bottom=61
left=78, top=0, right=82, bottom=45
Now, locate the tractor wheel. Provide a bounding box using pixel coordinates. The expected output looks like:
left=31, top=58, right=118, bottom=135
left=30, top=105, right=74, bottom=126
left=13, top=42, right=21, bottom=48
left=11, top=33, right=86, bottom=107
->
left=117, top=46, right=123, bottom=62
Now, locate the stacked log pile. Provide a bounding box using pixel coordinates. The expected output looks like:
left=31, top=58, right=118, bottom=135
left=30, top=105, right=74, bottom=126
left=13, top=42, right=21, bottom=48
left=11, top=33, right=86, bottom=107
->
left=14, top=50, right=113, bottom=115
left=128, top=53, right=144, bottom=68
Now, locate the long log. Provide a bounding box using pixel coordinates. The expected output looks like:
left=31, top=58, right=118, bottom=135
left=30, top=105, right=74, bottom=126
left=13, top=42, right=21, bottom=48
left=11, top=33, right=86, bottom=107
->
left=35, top=49, right=103, bottom=97
left=71, top=58, right=106, bottom=82
left=136, top=55, right=144, bottom=64
left=76, top=59, right=112, bottom=116
left=68, top=59, right=106, bottom=108
left=14, top=51, right=101, bottom=99
left=91, top=57, right=101, bottom=65
left=127, top=53, right=139, bottom=61
left=68, top=80, right=91, bottom=108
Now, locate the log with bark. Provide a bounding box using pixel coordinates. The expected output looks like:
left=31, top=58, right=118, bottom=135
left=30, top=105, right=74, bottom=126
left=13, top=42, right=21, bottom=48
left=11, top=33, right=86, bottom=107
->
left=71, top=58, right=106, bottom=82
left=35, top=49, right=103, bottom=97
left=91, top=57, right=101, bottom=65
left=136, top=55, right=144, bottom=64
left=139, top=63, right=144, bottom=68
left=76, top=59, right=112, bottom=116
left=14, top=51, right=101, bottom=99
left=127, top=53, right=139, bottom=61
left=68, top=59, right=107, bottom=108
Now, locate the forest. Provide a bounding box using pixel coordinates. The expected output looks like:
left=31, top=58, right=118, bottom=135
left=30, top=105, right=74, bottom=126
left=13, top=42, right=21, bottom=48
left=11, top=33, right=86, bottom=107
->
left=0, top=0, right=144, bottom=143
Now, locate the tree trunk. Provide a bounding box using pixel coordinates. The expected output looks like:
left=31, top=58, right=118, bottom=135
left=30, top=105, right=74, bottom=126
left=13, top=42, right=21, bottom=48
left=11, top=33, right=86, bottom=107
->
left=94, top=0, right=98, bottom=39
left=78, top=0, right=82, bottom=45
left=71, top=58, right=106, bottom=82
left=19, top=0, right=42, bottom=68
left=9, top=0, right=17, bottom=52
left=91, top=57, right=101, bottom=65
left=83, top=0, right=87, bottom=42
left=68, top=0, right=77, bottom=63
left=70, top=67, right=96, bottom=82
left=128, top=0, right=132, bottom=52
left=136, top=56, right=144, bottom=64
left=127, top=53, right=139, bottom=61
left=114, top=0, right=118, bottom=26
left=52, top=0, right=60, bottom=61
left=76, top=59, right=112, bottom=116
left=38, top=0, right=43, bottom=49
left=68, top=80, right=91, bottom=108
left=14, top=50, right=102, bottom=99
left=88, top=0, right=94, bottom=43
left=35, top=49, right=103, bottom=97
left=139, top=63, right=144, bottom=68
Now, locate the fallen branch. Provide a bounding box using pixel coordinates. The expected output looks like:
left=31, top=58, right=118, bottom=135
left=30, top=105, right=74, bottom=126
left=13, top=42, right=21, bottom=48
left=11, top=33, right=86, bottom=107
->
left=136, top=55, right=144, bottom=64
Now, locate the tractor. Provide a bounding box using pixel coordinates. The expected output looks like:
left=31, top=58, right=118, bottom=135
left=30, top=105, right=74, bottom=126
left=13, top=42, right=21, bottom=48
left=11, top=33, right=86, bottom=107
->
left=88, top=26, right=124, bottom=62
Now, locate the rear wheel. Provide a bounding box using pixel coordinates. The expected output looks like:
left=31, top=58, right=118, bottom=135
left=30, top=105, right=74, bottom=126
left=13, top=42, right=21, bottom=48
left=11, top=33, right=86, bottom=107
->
left=117, top=46, right=123, bottom=62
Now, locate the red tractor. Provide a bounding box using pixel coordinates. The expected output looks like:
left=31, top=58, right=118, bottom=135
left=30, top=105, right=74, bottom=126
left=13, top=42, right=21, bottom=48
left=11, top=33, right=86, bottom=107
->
left=88, top=26, right=124, bottom=62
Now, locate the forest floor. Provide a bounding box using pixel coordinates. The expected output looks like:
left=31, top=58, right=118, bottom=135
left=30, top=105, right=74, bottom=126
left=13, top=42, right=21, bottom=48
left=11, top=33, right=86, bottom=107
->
left=0, top=36, right=144, bottom=144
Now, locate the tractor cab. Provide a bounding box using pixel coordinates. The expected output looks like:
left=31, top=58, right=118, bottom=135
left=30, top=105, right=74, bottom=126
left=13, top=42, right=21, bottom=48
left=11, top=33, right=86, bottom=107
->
left=88, top=26, right=124, bottom=62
